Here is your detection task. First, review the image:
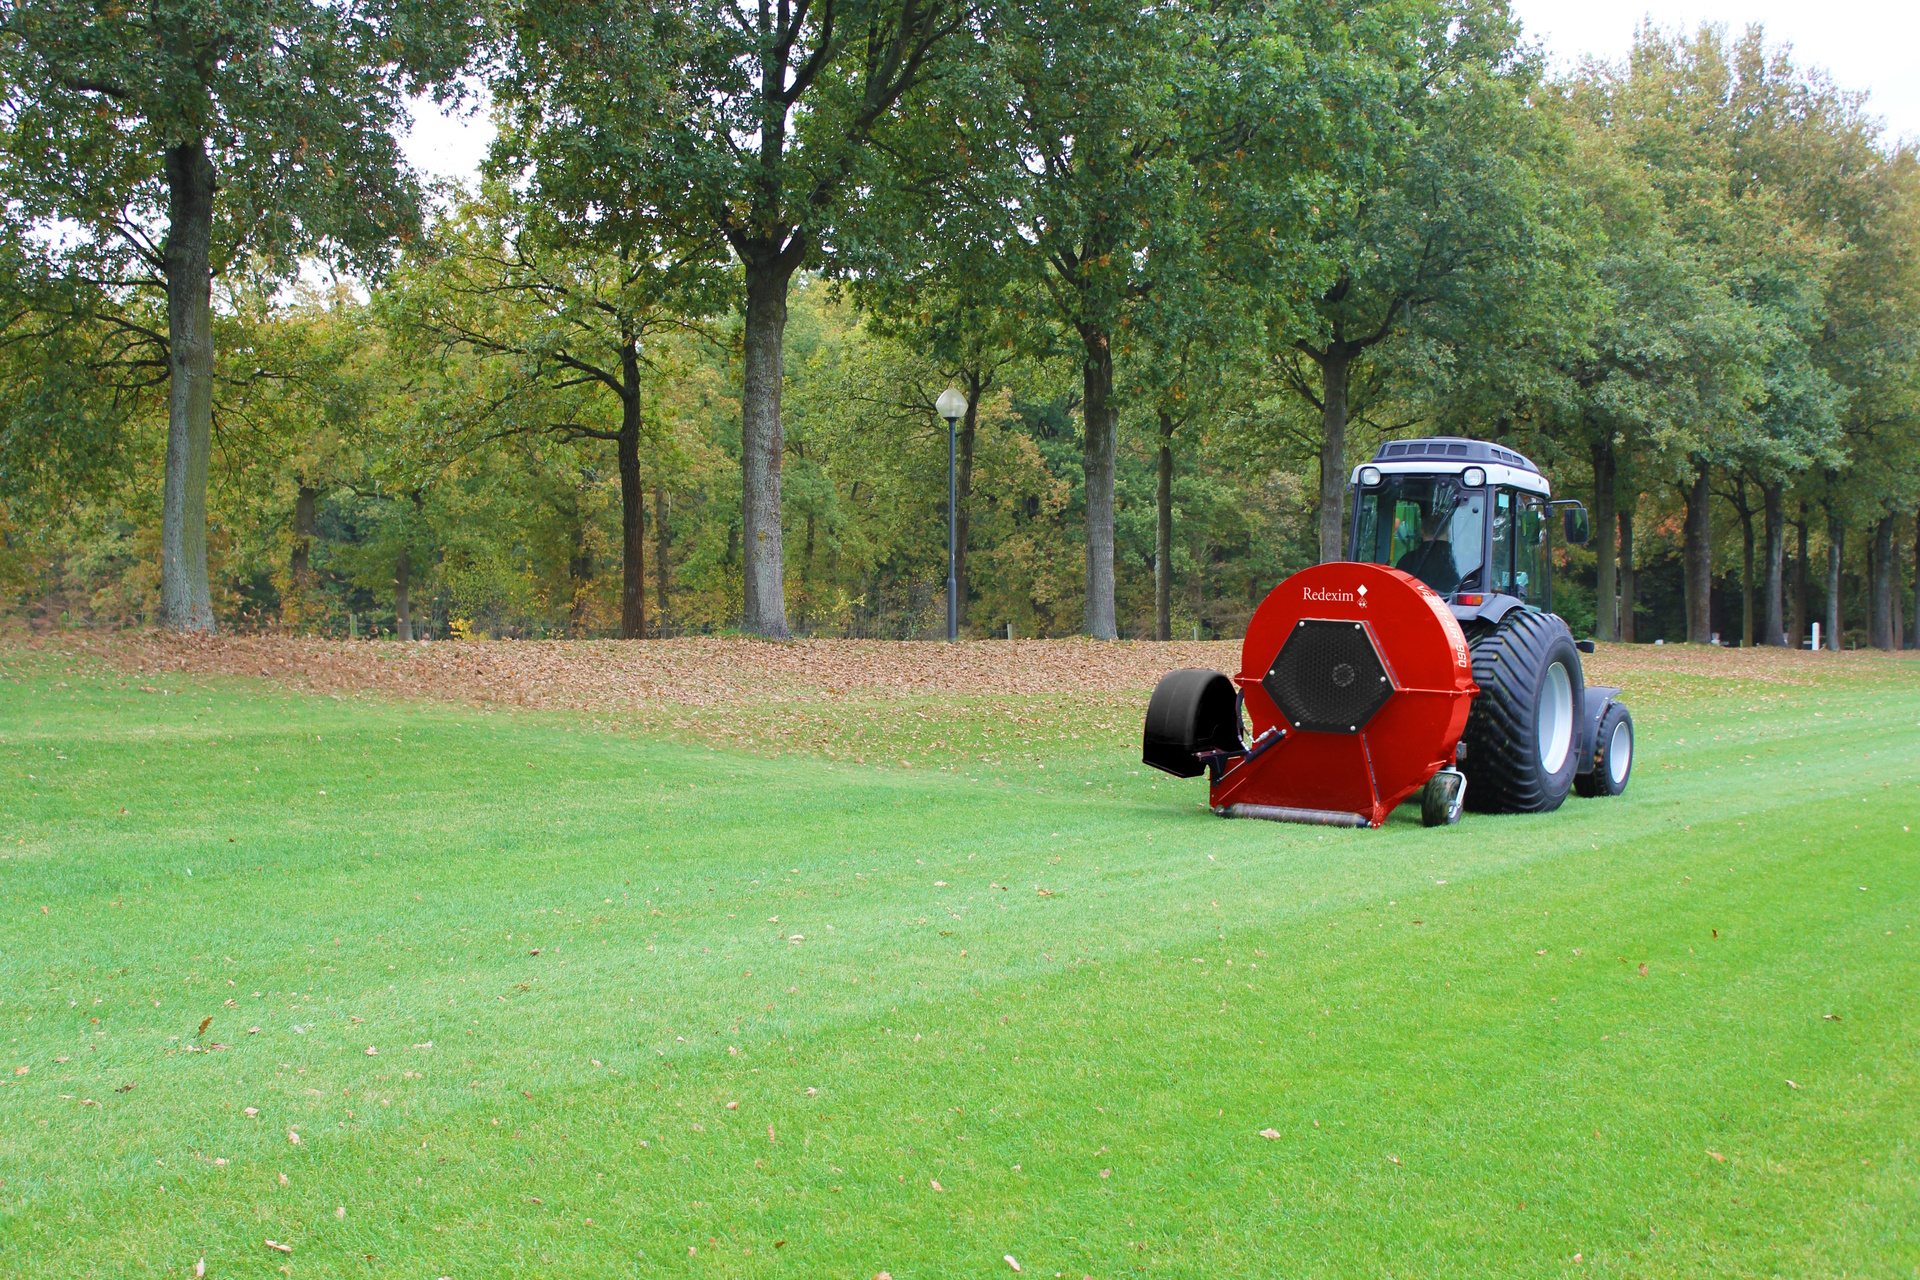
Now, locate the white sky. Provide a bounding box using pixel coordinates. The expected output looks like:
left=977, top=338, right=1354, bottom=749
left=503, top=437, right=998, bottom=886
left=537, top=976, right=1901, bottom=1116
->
left=1511, top=0, right=1920, bottom=143
left=395, top=1, right=1918, bottom=183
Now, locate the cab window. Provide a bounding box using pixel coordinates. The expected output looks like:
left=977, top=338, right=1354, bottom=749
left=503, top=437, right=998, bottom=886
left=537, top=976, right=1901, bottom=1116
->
left=1517, top=492, right=1550, bottom=604
left=1352, top=476, right=1484, bottom=596
left=1490, top=490, right=1514, bottom=594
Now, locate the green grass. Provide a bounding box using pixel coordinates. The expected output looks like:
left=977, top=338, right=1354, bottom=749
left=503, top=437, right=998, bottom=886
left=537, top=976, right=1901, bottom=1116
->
left=1, top=644, right=1917, bottom=1278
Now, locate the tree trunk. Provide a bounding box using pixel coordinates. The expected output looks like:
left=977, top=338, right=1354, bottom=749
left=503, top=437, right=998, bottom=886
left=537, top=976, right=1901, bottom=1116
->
left=618, top=346, right=646, bottom=641
left=1894, top=534, right=1905, bottom=650
left=160, top=138, right=217, bottom=632
left=1591, top=436, right=1616, bottom=643
left=1080, top=325, right=1117, bottom=640
left=1871, top=513, right=1894, bottom=650
left=1618, top=503, right=1635, bottom=643
left=1790, top=508, right=1808, bottom=649
left=1317, top=347, right=1352, bottom=564
left=1825, top=511, right=1842, bottom=651
left=957, top=371, right=980, bottom=621
left=291, top=484, right=317, bottom=583
left=1737, top=491, right=1755, bottom=647
left=1683, top=465, right=1712, bottom=644
left=740, top=262, right=794, bottom=639
left=394, top=542, right=413, bottom=642
left=1156, top=408, right=1175, bottom=642
left=655, top=487, right=671, bottom=637
left=1761, top=483, right=1785, bottom=645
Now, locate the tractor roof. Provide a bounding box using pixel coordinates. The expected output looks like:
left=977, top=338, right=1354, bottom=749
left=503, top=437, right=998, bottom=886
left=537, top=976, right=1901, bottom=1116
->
left=1369, top=437, right=1540, bottom=473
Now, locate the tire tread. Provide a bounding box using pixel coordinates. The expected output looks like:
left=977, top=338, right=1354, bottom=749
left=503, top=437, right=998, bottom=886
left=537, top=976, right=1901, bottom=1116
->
left=1460, top=609, right=1582, bottom=813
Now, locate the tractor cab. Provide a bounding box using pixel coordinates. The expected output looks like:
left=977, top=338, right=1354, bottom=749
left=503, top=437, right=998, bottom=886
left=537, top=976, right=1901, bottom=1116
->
left=1347, top=437, right=1589, bottom=631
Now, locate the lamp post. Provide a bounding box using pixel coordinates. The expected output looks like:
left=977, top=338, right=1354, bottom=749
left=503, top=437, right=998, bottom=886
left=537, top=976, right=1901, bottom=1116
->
left=936, top=386, right=968, bottom=642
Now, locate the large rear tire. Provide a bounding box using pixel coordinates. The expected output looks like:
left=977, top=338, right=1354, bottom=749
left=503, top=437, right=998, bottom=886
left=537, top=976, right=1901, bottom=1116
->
left=1460, top=609, right=1584, bottom=813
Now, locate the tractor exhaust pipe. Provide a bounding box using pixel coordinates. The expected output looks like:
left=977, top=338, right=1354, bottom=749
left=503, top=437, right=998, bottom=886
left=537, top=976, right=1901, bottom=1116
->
left=1213, top=803, right=1369, bottom=828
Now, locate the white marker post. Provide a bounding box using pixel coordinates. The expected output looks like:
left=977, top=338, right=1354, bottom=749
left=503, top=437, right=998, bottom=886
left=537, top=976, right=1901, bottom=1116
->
left=1812, top=621, right=1821, bottom=652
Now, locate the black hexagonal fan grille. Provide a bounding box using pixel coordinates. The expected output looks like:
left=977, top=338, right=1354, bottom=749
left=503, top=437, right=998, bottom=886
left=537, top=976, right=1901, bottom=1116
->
left=1262, top=619, right=1394, bottom=734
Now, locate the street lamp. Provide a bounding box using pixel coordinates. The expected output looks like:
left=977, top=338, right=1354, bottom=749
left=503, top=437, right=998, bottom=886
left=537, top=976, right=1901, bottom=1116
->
left=936, top=386, right=968, bottom=642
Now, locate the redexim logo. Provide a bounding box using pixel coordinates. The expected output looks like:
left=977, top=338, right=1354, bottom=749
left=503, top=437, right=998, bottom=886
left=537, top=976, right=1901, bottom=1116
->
left=1303, top=584, right=1369, bottom=606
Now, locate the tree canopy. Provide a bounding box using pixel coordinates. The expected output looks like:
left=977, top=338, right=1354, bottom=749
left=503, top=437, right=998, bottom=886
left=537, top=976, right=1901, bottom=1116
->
left=3, top=3, right=1917, bottom=651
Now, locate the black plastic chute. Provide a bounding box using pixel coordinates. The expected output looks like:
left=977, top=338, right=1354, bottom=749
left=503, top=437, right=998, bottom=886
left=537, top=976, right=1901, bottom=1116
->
left=1142, top=668, right=1243, bottom=778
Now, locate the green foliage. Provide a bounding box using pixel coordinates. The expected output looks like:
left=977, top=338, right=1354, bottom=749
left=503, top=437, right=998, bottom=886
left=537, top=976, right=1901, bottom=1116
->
left=1, top=7, right=1915, bottom=642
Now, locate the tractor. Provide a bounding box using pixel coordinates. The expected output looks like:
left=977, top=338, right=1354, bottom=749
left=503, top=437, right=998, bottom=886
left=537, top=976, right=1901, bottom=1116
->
left=1143, top=436, right=1634, bottom=827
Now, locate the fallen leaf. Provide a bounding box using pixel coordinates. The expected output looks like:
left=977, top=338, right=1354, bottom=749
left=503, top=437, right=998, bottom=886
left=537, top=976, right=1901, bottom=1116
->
left=265, top=1240, right=292, bottom=1254
left=288, top=1129, right=302, bottom=1145
left=1708, top=1150, right=1725, bottom=1162
left=365, top=1047, right=377, bottom=1056
left=115, top=1082, right=135, bottom=1093
left=1387, top=1154, right=1400, bottom=1166
left=768, top=1125, right=777, bottom=1143
left=245, top=1107, right=259, bottom=1118
left=930, top=1178, right=943, bottom=1191
left=12, top=1066, right=25, bottom=1077
left=194, top=1259, right=204, bottom=1277
left=726, top=1101, right=739, bottom=1110
left=1786, top=1080, right=1800, bottom=1090
left=1823, top=1014, right=1842, bottom=1021
left=1638, top=963, right=1648, bottom=977
left=197, top=1016, right=213, bottom=1037
left=1258, top=1129, right=1281, bottom=1140
left=1004, top=1255, right=1022, bottom=1272
left=336, top=1206, right=346, bottom=1219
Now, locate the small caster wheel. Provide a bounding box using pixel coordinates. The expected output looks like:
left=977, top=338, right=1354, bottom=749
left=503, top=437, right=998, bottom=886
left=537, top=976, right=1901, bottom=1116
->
left=1421, top=768, right=1466, bottom=827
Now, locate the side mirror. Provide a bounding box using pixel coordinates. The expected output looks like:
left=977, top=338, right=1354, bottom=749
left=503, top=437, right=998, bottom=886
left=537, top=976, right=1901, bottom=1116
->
left=1562, top=507, right=1590, bottom=546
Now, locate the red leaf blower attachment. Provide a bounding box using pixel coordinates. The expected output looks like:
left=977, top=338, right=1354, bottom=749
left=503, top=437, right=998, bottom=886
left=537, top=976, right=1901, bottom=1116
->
left=1147, top=437, right=1635, bottom=827
left=1144, top=563, right=1476, bottom=828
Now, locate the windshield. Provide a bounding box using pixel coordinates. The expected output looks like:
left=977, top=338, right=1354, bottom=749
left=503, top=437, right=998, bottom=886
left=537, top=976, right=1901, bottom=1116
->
left=1352, top=476, right=1485, bottom=596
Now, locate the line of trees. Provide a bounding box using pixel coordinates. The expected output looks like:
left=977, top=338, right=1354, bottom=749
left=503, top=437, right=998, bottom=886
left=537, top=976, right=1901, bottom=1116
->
left=2, top=2, right=1916, bottom=647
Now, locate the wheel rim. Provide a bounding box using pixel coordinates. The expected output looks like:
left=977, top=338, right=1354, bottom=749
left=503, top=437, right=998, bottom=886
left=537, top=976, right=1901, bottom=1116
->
left=1537, top=661, right=1573, bottom=774
left=1607, top=717, right=1632, bottom=786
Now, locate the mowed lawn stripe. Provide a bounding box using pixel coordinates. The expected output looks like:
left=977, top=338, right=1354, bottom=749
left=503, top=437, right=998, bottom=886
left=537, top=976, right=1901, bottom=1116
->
left=1, top=647, right=1916, bottom=1277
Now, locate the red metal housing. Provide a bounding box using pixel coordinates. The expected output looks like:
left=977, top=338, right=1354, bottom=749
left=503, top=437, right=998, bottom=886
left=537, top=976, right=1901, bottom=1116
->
left=1211, top=563, right=1478, bottom=826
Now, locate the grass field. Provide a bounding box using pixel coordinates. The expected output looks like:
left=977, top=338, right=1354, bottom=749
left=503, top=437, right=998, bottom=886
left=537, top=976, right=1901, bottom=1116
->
left=1, top=637, right=1917, bottom=1278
